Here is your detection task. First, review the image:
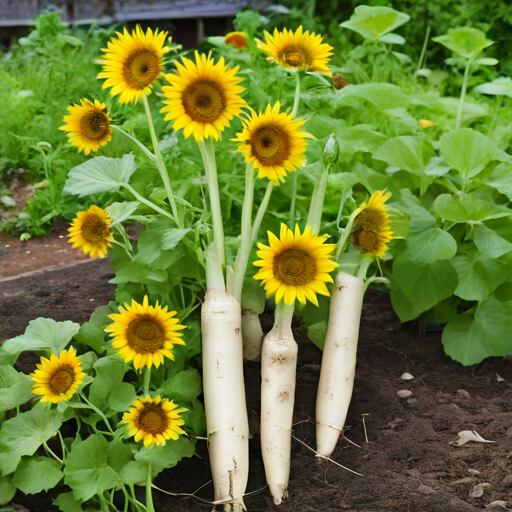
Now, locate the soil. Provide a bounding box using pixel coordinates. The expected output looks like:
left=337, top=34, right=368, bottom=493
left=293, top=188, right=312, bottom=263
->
left=2, top=258, right=512, bottom=512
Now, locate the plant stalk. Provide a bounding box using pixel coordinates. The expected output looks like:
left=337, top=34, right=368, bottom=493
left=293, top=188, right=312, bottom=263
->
left=416, top=26, right=431, bottom=74
left=289, top=70, right=302, bottom=229
left=456, top=57, right=472, bottom=130
left=146, top=461, right=155, bottom=512
left=143, top=366, right=151, bottom=396
left=306, top=163, right=330, bottom=233
left=111, top=125, right=156, bottom=162
left=251, top=180, right=274, bottom=246
left=122, top=183, right=174, bottom=221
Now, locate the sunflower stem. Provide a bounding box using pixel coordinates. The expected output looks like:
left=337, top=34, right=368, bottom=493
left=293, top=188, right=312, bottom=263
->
left=146, top=461, right=155, bottom=512
left=43, top=441, right=63, bottom=465
left=356, top=256, right=372, bottom=281
left=306, top=163, right=330, bottom=233
left=289, top=173, right=298, bottom=230
left=251, top=180, right=274, bottom=246
left=335, top=209, right=359, bottom=259
left=57, top=430, right=67, bottom=459
left=122, top=183, right=175, bottom=221
left=456, top=57, right=472, bottom=130
left=79, top=393, right=116, bottom=434
left=111, top=125, right=156, bottom=162
left=141, top=94, right=182, bottom=228
left=230, top=163, right=256, bottom=301
left=291, top=70, right=301, bottom=117
left=143, top=367, right=151, bottom=396
left=197, top=138, right=226, bottom=269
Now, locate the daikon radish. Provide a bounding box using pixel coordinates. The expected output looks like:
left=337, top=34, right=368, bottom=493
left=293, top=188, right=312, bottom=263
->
left=315, top=271, right=365, bottom=458
left=242, top=309, right=264, bottom=362
left=202, top=289, right=249, bottom=511
left=260, top=304, right=297, bottom=505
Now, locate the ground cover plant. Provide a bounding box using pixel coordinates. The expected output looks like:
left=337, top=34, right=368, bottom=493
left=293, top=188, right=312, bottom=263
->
left=1, top=2, right=512, bottom=511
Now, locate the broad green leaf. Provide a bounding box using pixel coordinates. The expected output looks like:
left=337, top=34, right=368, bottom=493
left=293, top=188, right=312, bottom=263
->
left=336, top=126, right=388, bottom=161
left=439, top=128, right=508, bottom=179
left=393, top=254, right=458, bottom=313
left=12, top=456, right=63, bottom=494
left=134, top=436, right=195, bottom=476
left=374, top=136, right=435, bottom=175
left=0, top=475, right=16, bottom=505
left=0, top=365, right=34, bottom=413
left=119, top=461, right=146, bottom=485
left=160, top=369, right=201, bottom=402
left=74, top=322, right=106, bottom=354
left=390, top=288, right=420, bottom=322
left=241, top=275, right=266, bottom=314
left=475, top=78, right=512, bottom=97
left=452, top=246, right=507, bottom=301
left=0, top=401, right=63, bottom=458
left=424, top=156, right=451, bottom=177
left=473, top=223, right=512, bottom=258
left=434, top=194, right=510, bottom=223
left=161, top=228, right=192, bottom=251
left=78, top=352, right=97, bottom=373
left=336, top=83, right=409, bottom=111
left=107, top=382, right=136, bottom=412
left=328, top=172, right=358, bottom=191
left=64, top=154, right=137, bottom=197
left=54, top=492, right=83, bottom=512
left=106, top=201, right=140, bottom=226
left=0, top=444, right=21, bottom=476
left=399, top=189, right=436, bottom=232
left=485, top=163, right=512, bottom=199
left=106, top=439, right=133, bottom=475
left=110, top=262, right=168, bottom=284
left=2, top=318, right=80, bottom=355
left=442, top=298, right=512, bottom=365
left=88, top=356, right=126, bottom=410
left=433, top=27, right=494, bottom=59
left=340, top=6, right=410, bottom=42
left=406, top=228, right=457, bottom=263
left=307, top=321, right=327, bottom=350
left=382, top=33, right=406, bottom=45
left=64, top=435, right=120, bottom=502
left=472, top=57, right=498, bottom=67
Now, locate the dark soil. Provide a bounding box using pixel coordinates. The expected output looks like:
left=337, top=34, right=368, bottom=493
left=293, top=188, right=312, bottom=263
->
left=2, top=260, right=512, bottom=512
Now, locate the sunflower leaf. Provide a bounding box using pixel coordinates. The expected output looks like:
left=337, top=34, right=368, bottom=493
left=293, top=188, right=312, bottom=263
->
left=88, top=356, right=126, bottom=410
left=0, top=475, right=16, bottom=505
left=12, top=456, right=63, bottom=494
left=0, top=365, right=34, bottom=413
left=53, top=492, right=84, bottom=512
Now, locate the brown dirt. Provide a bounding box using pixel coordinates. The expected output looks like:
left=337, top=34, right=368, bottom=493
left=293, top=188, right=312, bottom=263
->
left=2, top=262, right=512, bottom=512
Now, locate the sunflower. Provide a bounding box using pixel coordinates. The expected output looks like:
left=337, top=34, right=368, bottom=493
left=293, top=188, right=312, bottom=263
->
left=350, top=190, right=393, bottom=258
left=225, top=31, right=248, bottom=50
left=233, top=102, right=311, bottom=183
left=59, top=99, right=112, bottom=155
left=105, top=296, right=186, bottom=370
left=122, top=395, right=186, bottom=447
left=254, top=224, right=338, bottom=306
left=68, top=205, right=113, bottom=259
left=31, top=347, right=85, bottom=404
left=161, top=52, right=245, bottom=141
left=98, top=25, right=168, bottom=104
left=256, top=26, right=333, bottom=74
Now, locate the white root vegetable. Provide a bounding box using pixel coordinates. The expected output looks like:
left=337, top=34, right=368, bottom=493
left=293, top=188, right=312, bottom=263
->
left=201, top=290, right=249, bottom=511
left=260, top=305, right=297, bottom=505
left=316, top=271, right=365, bottom=458
left=242, top=309, right=264, bottom=361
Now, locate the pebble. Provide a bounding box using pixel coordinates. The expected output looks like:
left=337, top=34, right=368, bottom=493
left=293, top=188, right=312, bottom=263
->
left=401, top=372, right=414, bottom=380
left=470, top=482, right=491, bottom=498
left=506, top=427, right=512, bottom=437
left=502, top=474, right=512, bottom=487
left=457, top=389, right=470, bottom=398
left=397, top=390, right=412, bottom=398
left=407, top=398, right=417, bottom=404
left=485, top=501, right=511, bottom=511
left=417, top=484, right=436, bottom=495
left=468, top=469, right=481, bottom=475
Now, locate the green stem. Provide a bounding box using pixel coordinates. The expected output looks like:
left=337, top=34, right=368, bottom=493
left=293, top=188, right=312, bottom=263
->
left=146, top=462, right=155, bottom=512
left=79, top=393, right=115, bottom=435
left=306, top=163, right=330, bottom=233
left=356, top=256, right=373, bottom=281
left=416, top=25, right=431, bottom=74
left=456, top=58, right=472, bottom=130
left=143, top=367, right=151, bottom=396
left=197, top=138, right=226, bottom=268
left=335, top=208, right=360, bottom=259
left=490, top=95, right=503, bottom=134
left=111, top=125, right=156, bottom=162
left=141, top=95, right=182, bottom=228
left=289, top=173, right=298, bottom=230
left=275, top=298, right=295, bottom=329
left=43, top=441, right=63, bottom=464
left=57, top=430, right=67, bottom=459
left=230, top=163, right=256, bottom=301
left=251, top=180, right=274, bottom=246
left=122, top=183, right=175, bottom=221
left=291, top=70, right=301, bottom=117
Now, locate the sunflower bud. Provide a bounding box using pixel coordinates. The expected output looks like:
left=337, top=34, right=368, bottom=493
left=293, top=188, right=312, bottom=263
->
left=322, top=134, right=339, bottom=167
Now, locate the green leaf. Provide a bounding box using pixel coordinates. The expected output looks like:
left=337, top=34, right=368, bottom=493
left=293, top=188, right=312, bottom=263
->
left=161, top=228, right=192, bottom=251
left=336, top=83, right=409, bottom=111
left=406, top=227, right=457, bottom=263
left=63, top=435, right=120, bottom=502
left=340, top=6, right=410, bottom=42
left=433, top=27, right=494, bottom=59
left=106, top=439, right=133, bottom=475
left=0, top=444, right=21, bottom=476
left=54, top=492, right=83, bottom=512
left=434, top=194, right=510, bottom=223
left=241, top=276, right=266, bottom=315
left=64, top=155, right=137, bottom=198
left=119, top=461, right=146, bottom=485
left=393, top=254, right=458, bottom=313
left=473, top=223, right=512, bottom=258
left=0, top=366, right=34, bottom=413
left=160, top=369, right=201, bottom=402
left=0, top=401, right=63, bottom=458
left=107, top=382, right=136, bottom=412
left=2, top=318, right=80, bottom=356
left=74, top=322, right=106, bottom=354
left=134, top=436, right=195, bottom=476
left=307, top=322, right=327, bottom=350
left=106, top=201, right=140, bottom=226
left=0, top=475, right=16, bottom=505
left=485, top=163, right=512, bottom=199
left=328, top=172, right=358, bottom=191
left=439, top=128, right=508, bottom=179
left=475, top=78, right=512, bottom=97
left=451, top=246, right=507, bottom=301
left=12, top=456, right=63, bottom=494
left=442, top=298, right=512, bottom=365
left=110, top=262, right=168, bottom=284
left=390, top=288, right=420, bottom=322
left=88, top=356, right=126, bottom=410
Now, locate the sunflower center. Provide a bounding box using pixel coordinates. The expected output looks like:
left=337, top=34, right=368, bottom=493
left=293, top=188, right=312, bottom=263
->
left=182, top=81, right=226, bottom=123
left=250, top=125, right=291, bottom=167
left=127, top=316, right=165, bottom=353
left=50, top=366, right=75, bottom=394
left=138, top=406, right=166, bottom=434
left=274, top=248, right=317, bottom=286
left=81, top=214, right=110, bottom=243
left=350, top=228, right=380, bottom=254
left=281, top=46, right=310, bottom=68
left=355, top=208, right=387, bottom=230
left=124, top=50, right=161, bottom=90
left=80, top=110, right=110, bottom=140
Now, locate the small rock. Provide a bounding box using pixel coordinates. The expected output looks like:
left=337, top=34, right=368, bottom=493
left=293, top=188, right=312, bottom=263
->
left=468, top=468, right=481, bottom=475
left=506, top=427, right=512, bottom=437
left=397, top=390, right=412, bottom=398
left=496, top=374, right=506, bottom=382
left=502, top=474, right=512, bottom=487
left=387, top=418, right=404, bottom=429
left=401, top=372, right=414, bottom=380
left=417, top=484, right=436, bottom=495
left=452, top=477, right=475, bottom=485
left=485, top=501, right=511, bottom=511
left=407, top=398, right=417, bottom=404
left=470, top=482, right=491, bottom=498
left=457, top=389, right=470, bottom=398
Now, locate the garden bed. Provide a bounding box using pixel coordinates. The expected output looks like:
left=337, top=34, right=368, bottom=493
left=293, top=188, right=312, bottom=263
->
left=2, top=259, right=511, bottom=512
